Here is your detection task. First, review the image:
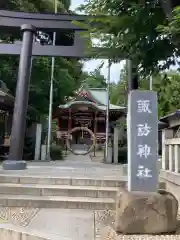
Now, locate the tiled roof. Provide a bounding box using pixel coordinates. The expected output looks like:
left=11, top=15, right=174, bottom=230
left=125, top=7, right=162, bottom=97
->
left=59, top=87, right=126, bottom=111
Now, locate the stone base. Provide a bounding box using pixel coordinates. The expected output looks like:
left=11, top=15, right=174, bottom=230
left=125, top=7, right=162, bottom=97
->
left=2, top=160, right=27, bottom=170
left=115, top=189, right=178, bottom=234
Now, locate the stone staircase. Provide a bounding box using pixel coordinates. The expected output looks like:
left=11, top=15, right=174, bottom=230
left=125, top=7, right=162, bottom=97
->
left=0, top=174, right=128, bottom=210
left=0, top=168, right=166, bottom=210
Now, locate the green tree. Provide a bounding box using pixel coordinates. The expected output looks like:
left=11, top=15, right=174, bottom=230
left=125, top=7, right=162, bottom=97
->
left=29, top=57, right=83, bottom=114
left=0, top=0, right=84, bottom=116
left=110, top=68, right=128, bottom=106
left=83, top=69, right=107, bottom=88
left=159, top=6, right=180, bottom=56
left=109, top=63, right=180, bottom=118
left=0, top=0, right=70, bottom=12
left=141, top=71, right=180, bottom=117
left=79, top=0, right=180, bottom=75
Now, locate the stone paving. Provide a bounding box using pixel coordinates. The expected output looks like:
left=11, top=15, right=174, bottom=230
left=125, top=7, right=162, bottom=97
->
left=0, top=208, right=180, bottom=239
left=0, top=153, right=124, bottom=179
left=0, top=153, right=179, bottom=239
left=26, top=208, right=94, bottom=240
left=0, top=207, right=39, bottom=226
left=0, top=153, right=117, bottom=239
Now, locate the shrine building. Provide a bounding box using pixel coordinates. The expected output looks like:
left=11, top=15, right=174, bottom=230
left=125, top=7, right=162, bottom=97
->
left=54, top=85, right=126, bottom=158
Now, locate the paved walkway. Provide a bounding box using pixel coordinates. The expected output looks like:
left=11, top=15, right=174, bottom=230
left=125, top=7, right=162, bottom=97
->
left=1, top=208, right=180, bottom=240
left=0, top=153, right=121, bottom=239
left=0, top=153, right=124, bottom=179
left=0, top=208, right=115, bottom=240
left=0, top=154, right=179, bottom=239
left=27, top=209, right=95, bottom=240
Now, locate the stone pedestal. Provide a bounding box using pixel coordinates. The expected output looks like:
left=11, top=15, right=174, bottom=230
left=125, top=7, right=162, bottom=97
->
left=2, top=160, right=27, bottom=170
left=106, top=147, right=112, bottom=164
left=113, top=127, right=119, bottom=164
left=41, top=144, right=47, bottom=160
left=115, top=189, right=178, bottom=234
left=34, top=123, right=42, bottom=160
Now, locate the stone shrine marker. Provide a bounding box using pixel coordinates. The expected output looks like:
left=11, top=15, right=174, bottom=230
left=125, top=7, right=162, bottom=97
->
left=127, top=90, right=158, bottom=192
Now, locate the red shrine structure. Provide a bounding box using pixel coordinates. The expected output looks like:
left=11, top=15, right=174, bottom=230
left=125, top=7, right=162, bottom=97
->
left=54, top=85, right=126, bottom=148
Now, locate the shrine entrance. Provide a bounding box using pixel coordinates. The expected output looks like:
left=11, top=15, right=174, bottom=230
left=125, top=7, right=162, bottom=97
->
left=65, top=102, right=97, bottom=155
left=66, top=127, right=96, bottom=155
left=55, top=87, right=126, bottom=156
left=0, top=9, right=127, bottom=169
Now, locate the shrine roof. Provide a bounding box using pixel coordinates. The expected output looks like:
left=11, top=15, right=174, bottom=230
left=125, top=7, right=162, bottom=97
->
left=59, top=87, right=126, bottom=111
left=0, top=79, right=39, bottom=120
left=160, top=110, right=180, bottom=123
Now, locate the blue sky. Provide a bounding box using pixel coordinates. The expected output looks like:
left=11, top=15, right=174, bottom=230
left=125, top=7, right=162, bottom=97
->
left=70, top=0, right=125, bottom=82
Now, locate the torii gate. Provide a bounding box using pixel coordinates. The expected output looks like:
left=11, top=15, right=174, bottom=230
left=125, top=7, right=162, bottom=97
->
left=0, top=10, right=137, bottom=170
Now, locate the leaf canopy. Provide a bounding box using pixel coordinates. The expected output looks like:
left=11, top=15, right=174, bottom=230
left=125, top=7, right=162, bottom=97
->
left=0, top=0, right=85, bottom=117
left=80, top=0, right=180, bottom=75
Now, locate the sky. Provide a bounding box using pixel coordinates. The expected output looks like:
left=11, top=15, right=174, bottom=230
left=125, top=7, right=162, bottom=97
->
left=70, top=0, right=125, bottom=82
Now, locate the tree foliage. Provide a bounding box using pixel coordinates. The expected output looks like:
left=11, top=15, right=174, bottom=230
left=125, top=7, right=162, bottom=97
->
left=83, top=69, right=107, bottom=88
left=159, top=6, right=180, bottom=58
left=141, top=71, right=180, bottom=117
left=0, top=0, right=84, bottom=116
left=110, top=66, right=180, bottom=117
left=80, top=0, right=180, bottom=75
left=0, top=0, right=70, bottom=12
left=79, top=0, right=180, bottom=117
left=110, top=68, right=128, bottom=106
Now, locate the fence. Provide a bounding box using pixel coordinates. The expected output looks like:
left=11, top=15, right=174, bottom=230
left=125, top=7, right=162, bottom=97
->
left=161, top=129, right=180, bottom=173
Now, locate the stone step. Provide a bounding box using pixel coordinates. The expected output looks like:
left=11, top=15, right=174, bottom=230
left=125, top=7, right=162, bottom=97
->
left=0, top=183, right=118, bottom=198
left=0, top=174, right=166, bottom=188
left=0, top=174, right=127, bottom=187
left=0, top=194, right=115, bottom=210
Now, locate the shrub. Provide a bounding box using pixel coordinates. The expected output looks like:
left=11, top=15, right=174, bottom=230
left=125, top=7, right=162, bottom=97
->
left=23, top=136, right=35, bottom=160
left=50, top=145, right=64, bottom=160
left=118, top=147, right=127, bottom=164
left=96, top=144, right=103, bottom=151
